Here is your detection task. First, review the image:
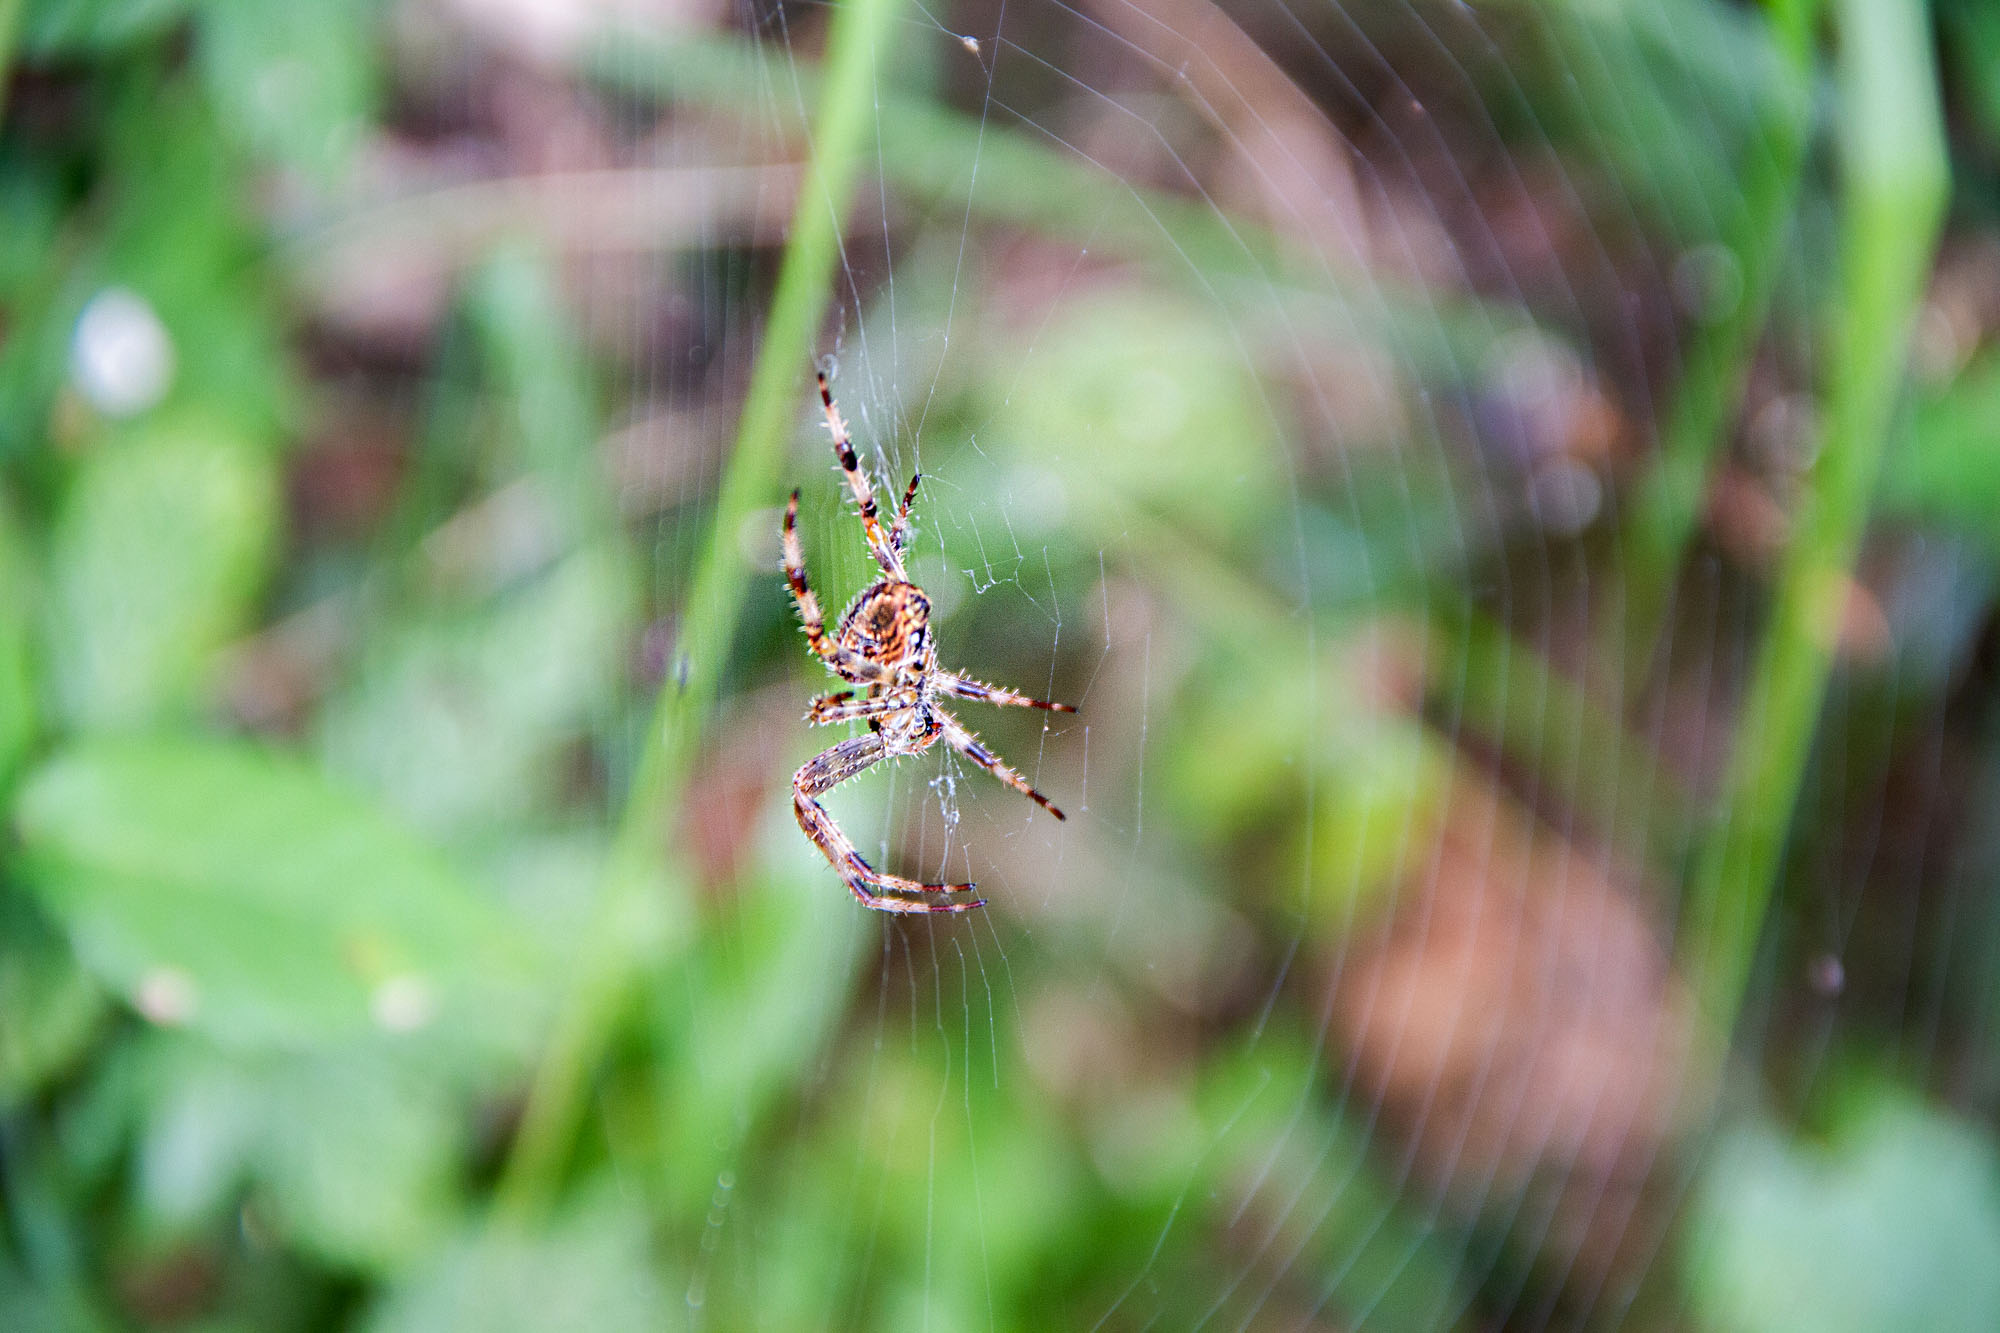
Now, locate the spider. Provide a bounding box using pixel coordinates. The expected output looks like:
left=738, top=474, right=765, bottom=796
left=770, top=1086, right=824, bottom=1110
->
left=784, top=371, right=1074, bottom=913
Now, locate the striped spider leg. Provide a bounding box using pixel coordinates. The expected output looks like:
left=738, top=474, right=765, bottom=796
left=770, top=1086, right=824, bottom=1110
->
left=783, top=373, right=1075, bottom=914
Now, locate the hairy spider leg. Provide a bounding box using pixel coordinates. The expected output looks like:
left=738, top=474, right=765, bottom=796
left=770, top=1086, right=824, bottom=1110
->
left=805, top=688, right=852, bottom=717
left=793, top=734, right=984, bottom=913
left=782, top=490, right=893, bottom=683
left=817, top=372, right=907, bottom=580
left=936, top=710, right=1066, bottom=820
left=937, top=671, right=1076, bottom=713
left=805, top=691, right=905, bottom=726
left=887, top=470, right=921, bottom=554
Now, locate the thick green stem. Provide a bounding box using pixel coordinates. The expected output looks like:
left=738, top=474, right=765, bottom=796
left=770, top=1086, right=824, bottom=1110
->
left=1681, top=0, right=1946, bottom=1049
left=492, top=0, right=901, bottom=1223
left=1614, top=0, right=1820, bottom=690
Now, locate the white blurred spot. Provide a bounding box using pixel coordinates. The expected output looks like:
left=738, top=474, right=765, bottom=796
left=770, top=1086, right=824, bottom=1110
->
left=1490, top=329, right=1581, bottom=419
left=371, top=973, right=438, bottom=1032
left=71, top=287, right=176, bottom=417
left=1529, top=457, right=1603, bottom=536
left=1810, top=953, right=1845, bottom=997
left=134, top=966, right=198, bottom=1026
left=442, top=0, right=718, bottom=64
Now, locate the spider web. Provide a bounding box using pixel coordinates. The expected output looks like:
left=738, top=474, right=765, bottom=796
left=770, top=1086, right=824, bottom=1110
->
left=8, top=0, right=1990, bottom=1327
left=551, top=0, right=1971, bottom=1327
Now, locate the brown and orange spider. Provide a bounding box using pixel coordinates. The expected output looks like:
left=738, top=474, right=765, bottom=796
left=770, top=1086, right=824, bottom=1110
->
left=784, top=371, right=1074, bottom=913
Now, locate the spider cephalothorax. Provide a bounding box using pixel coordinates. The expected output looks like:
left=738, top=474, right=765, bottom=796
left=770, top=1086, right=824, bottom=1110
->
left=783, top=371, right=1073, bottom=913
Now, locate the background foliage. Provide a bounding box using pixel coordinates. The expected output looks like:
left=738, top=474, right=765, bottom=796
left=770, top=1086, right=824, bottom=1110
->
left=4, top=0, right=2000, bottom=1328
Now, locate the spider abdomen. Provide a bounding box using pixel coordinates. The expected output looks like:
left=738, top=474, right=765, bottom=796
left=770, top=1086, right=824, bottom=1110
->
left=836, top=579, right=933, bottom=674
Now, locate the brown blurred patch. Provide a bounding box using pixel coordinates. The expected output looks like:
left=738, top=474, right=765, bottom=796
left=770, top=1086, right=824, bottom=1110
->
left=115, top=1243, right=220, bottom=1325
left=680, top=684, right=797, bottom=895
left=1084, top=0, right=1369, bottom=272
left=292, top=159, right=797, bottom=349
left=220, top=599, right=351, bottom=734
left=1916, top=237, right=2000, bottom=383
left=1706, top=463, right=1790, bottom=565
left=1328, top=772, right=1701, bottom=1298
left=288, top=394, right=409, bottom=542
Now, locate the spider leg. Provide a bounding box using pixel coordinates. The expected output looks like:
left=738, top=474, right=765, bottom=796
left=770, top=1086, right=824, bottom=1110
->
left=806, top=689, right=852, bottom=719
left=936, top=708, right=1066, bottom=820
left=817, top=372, right=907, bottom=580
left=794, top=734, right=984, bottom=912
left=805, top=691, right=906, bottom=726
left=938, top=671, right=1076, bottom=713
left=782, top=489, right=832, bottom=659
left=887, top=470, right=920, bottom=555
left=783, top=491, right=896, bottom=685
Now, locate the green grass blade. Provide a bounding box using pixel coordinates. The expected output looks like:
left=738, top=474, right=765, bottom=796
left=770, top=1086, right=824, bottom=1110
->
left=1612, top=0, right=1819, bottom=687
left=493, top=0, right=903, bottom=1223
left=1681, top=0, right=1948, bottom=1051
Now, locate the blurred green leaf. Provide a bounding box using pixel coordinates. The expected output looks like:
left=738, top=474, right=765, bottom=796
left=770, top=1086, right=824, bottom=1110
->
left=1512, top=0, right=1796, bottom=244
left=1, top=77, right=288, bottom=457
left=1159, top=624, right=1446, bottom=927
left=129, top=1037, right=258, bottom=1225
left=0, top=1259, right=104, bottom=1333
left=96, top=77, right=293, bottom=434
left=364, top=1200, right=671, bottom=1332
left=13, top=734, right=538, bottom=1048
left=318, top=543, right=632, bottom=838
left=254, top=1050, right=464, bottom=1272
left=0, top=491, right=39, bottom=790
left=1160, top=649, right=1312, bottom=840
left=133, top=1035, right=463, bottom=1272
left=45, top=412, right=278, bottom=729
left=197, top=0, right=376, bottom=182
left=466, top=249, right=611, bottom=542
left=1943, top=0, right=2000, bottom=148
left=775, top=1031, right=1096, bottom=1329
left=983, top=292, right=1280, bottom=546
left=0, top=48, right=295, bottom=493
left=0, top=891, right=105, bottom=1104
left=17, top=0, right=188, bottom=56
left=317, top=249, right=632, bottom=842
left=1193, top=1027, right=1474, bottom=1331
left=0, top=170, right=63, bottom=305
left=1303, top=716, right=1446, bottom=923
left=651, top=857, right=870, bottom=1214
left=1687, top=1091, right=2000, bottom=1333
left=1879, top=351, right=2000, bottom=542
